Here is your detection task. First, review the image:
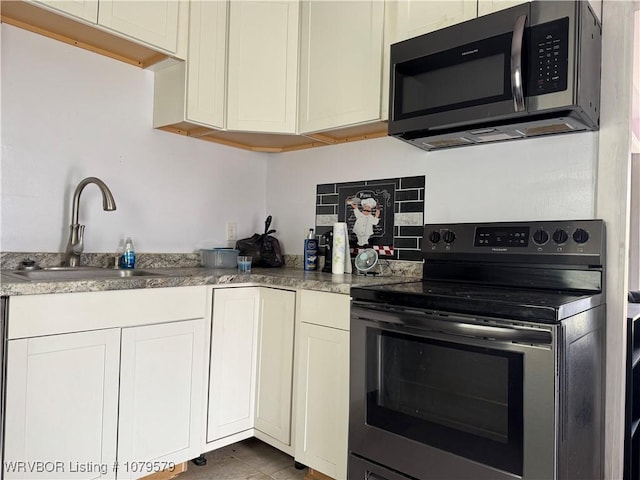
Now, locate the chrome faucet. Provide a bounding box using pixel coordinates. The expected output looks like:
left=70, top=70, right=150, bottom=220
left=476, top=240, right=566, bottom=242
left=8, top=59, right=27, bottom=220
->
left=64, top=177, right=117, bottom=267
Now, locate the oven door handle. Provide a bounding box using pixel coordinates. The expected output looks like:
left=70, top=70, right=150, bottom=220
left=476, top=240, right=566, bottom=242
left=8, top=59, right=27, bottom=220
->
left=351, top=305, right=552, bottom=345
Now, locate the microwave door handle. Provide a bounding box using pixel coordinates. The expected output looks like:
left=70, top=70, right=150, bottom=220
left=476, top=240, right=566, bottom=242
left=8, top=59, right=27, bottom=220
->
left=510, top=14, right=527, bottom=112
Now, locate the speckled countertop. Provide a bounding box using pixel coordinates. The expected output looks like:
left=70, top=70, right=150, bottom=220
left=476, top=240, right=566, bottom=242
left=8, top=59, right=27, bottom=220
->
left=0, top=266, right=420, bottom=297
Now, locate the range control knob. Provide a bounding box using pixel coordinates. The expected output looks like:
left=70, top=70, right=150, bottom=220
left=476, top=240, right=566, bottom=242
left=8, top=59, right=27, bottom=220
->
left=552, top=229, right=569, bottom=244
left=442, top=230, right=456, bottom=244
left=428, top=231, right=441, bottom=244
left=572, top=228, right=589, bottom=244
left=532, top=229, right=549, bottom=245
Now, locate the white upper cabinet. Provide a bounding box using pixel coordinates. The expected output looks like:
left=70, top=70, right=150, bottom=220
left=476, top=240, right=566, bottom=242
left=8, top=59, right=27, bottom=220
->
left=388, top=0, right=478, bottom=40
left=477, top=0, right=527, bottom=16
left=185, top=0, right=228, bottom=129
left=35, top=0, right=98, bottom=22
left=153, top=1, right=228, bottom=131
left=298, top=0, right=384, bottom=134
left=227, top=1, right=300, bottom=134
left=382, top=0, right=477, bottom=120
left=98, top=0, right=181, bottom=53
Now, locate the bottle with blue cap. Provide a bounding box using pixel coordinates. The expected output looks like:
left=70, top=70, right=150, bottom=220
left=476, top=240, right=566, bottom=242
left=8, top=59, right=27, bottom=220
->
left=120, top=236, right=136, bottom=269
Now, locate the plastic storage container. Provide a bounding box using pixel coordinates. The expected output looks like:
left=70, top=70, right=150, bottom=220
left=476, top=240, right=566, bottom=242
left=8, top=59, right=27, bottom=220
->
left=201, top=248, right=239, bottom=268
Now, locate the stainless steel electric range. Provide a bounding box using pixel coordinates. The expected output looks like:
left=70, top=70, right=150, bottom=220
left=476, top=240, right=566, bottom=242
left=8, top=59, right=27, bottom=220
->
left=348, top=220, right=605, bottom=480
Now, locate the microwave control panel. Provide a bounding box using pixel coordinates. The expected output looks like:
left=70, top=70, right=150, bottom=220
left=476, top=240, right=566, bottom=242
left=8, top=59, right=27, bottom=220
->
left=527, top=17, right=569, bottom=96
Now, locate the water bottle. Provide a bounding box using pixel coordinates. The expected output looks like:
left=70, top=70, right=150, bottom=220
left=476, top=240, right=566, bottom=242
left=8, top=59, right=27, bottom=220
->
left=304, top=228, right=318, bottom=271
left=120, top=236, right=136, bottom=269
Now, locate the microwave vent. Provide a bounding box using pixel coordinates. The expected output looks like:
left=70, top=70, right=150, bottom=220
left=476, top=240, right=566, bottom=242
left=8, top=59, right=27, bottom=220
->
left=421, top=137, right=472, bottom=149
left=524, top=123, right=576, bottom=136
left=474, top=132, right=522, bottom=143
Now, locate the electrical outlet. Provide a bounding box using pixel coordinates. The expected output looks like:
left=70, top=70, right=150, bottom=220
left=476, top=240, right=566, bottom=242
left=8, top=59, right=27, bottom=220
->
left=226, top=222, right=237, bottom=241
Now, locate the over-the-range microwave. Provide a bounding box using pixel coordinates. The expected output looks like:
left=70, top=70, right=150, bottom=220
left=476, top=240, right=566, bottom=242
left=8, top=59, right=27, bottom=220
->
left=388, top=1, right=602, bottom=151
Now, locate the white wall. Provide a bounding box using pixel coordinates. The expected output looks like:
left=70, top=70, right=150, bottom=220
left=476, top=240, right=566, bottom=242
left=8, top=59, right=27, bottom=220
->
left=0, top=21, right=600, bottom=258
left=0, top=24, right=268, bottom=254
left=596, top=2, right=638, bottom=477
left=267, top=131, right=598, bottom=254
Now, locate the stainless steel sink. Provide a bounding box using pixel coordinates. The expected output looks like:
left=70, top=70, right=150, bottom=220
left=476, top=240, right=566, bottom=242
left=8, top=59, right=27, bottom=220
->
left=6, top=267, right=161, bottom=281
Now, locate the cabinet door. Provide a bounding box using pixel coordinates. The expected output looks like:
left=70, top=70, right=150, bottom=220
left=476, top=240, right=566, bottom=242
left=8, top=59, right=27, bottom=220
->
left=477, top=0, right=528, bottom=16
left=186, top=0, right=228, bottom=129
left=227, top=1, right=299, bottom=133
left=208, top=288, right=260, bottom=442
left=255, top=288, right=296, bottom=444
left=35, top=0, right=98, bottom=22
left=295, top=322, right=349, bottom=480
left=98, top=0, right=180, bottom=53
left=4, top=329, right=120, bottom=480
left=117, top=319, right=205, bottom=479
left=381, top=0, right=477, bottom=120
left=390, top=0, right=477, bottom=40
left=298, top=0, right=384, bottom=134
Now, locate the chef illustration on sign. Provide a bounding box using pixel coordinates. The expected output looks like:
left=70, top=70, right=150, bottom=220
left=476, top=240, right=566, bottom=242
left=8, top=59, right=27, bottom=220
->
left=348, top=197, right=381, bottom=246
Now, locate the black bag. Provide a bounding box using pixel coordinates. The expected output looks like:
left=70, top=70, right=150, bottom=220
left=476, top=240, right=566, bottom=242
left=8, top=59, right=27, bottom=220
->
left=235, top=216, right=284, bottom=268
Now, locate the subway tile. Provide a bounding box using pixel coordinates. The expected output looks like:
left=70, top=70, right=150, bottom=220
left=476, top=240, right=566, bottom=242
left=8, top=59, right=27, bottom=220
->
left=399, top=226, right=425, bottom=236
left=399, top=201, right=423, bottom=213
left=400, top=176, right=425, bottom=189
left=365, top=178, right=400, bottom=188
left=395, top=190, right=419, bottom=202
left=315, top=205, right=335, bottom=215
left=316, top=214, right=338, bottom=226
left=316, top=184, right=336, bottom=195
left=394, top=238, right=419, bottom=249
left=395, top=212, right=424, bottom=226
left=319, top=194, right=338, bottom=204
left=315, top=226, right=332, bottom=237
left=397, top=249, right=424, bottom=261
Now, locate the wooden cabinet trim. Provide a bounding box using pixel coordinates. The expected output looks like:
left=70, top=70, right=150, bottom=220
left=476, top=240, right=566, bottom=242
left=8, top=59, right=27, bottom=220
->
left=1, top=1, right=171, bottom=68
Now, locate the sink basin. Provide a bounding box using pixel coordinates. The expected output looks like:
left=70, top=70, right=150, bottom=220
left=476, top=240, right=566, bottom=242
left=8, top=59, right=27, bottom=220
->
left=7, top=267, right=161, bottom=281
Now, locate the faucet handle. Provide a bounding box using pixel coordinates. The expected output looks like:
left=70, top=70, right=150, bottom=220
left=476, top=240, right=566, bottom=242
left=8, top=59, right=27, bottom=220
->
left=72, top=225, right=85, bottom=254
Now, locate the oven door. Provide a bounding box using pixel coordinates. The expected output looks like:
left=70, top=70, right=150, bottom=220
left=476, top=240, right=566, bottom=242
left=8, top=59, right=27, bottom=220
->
left=349, top=302, right=558, bottom=480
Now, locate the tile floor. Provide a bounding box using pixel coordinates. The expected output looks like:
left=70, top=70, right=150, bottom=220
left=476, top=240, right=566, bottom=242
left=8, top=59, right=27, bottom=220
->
left=178, top=438, right=307, bottom=480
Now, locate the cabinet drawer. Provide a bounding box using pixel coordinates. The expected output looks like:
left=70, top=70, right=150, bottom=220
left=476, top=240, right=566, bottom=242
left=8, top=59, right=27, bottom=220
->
left=8, top=286, right=207, bottom=338
left=298, top=290, right=350, bottom=331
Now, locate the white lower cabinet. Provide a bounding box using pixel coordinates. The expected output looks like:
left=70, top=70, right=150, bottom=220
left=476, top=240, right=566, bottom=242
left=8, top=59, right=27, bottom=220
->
left=255, top=288, right=296, bottom=448
left=117, top=320, right=205, bottom=480
left=206, top=286, right=296, bottom=454
left=294, top=291, right=350, bottom=480
left=207, top=287, right=260, bottom=442
left=4, top=329, right=121, bottom=480
left=3, top=287, right=207, bottom=480
left=4, top=284, right=354, bottom=480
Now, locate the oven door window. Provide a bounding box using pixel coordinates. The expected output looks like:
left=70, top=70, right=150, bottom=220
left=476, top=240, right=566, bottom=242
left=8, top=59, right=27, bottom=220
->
left=366, top=328, right=523, bottom=476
